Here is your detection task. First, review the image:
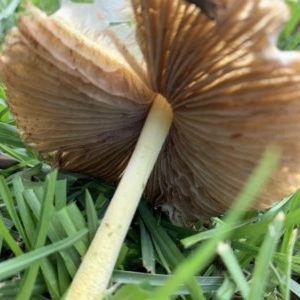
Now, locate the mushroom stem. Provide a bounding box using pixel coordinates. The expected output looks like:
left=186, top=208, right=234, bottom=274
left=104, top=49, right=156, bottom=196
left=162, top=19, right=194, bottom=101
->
left=66, top=94, right=173, bottom=299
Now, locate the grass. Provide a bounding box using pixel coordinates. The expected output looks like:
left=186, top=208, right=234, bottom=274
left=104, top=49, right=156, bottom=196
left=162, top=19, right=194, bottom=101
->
left=0, top=0, right=300, bottom=299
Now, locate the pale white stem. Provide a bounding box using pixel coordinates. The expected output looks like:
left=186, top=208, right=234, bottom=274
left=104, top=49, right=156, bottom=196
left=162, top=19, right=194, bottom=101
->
left=66, top=94, right=173, bottom=300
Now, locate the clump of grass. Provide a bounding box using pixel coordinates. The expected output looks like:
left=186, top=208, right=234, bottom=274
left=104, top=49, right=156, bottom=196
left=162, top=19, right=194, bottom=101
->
left=0, top=0, right=300, bottom=299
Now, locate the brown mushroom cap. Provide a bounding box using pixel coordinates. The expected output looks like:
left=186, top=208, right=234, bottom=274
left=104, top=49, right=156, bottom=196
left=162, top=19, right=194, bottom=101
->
left=0, top=4, right=154, bottom=181
left=1, top=0, right=300, bottom=223
left=135, top=0, right=300, bottom=221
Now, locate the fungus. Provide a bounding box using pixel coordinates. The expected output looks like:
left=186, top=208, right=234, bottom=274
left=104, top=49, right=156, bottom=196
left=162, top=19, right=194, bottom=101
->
left=1, top=0, right=300, bottom=299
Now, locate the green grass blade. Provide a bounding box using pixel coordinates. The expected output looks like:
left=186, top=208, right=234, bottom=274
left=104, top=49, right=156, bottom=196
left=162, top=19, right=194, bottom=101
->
left=54, top=179, right=67, bottom=210
left=290, top=279, right=300, bottom=298
left=279, top=220, right=298, bottom=300
left=0, top=229, right=88, bottom=281
left=151, top=238, right=171, bottom=273
left=16, top=261, right=40, bottom=300
left=0, top=123, right=25, bottom=148
left=181, top=222, right=246, bottom=248
left=12, top=176, right=34, bottom=248
left=139, top=216, right=155, bottom=274
left=0, top=144, right=39, bottom=166
left=0, top=213, right=23, bottom=256
left=112, top=284, right=151, bottom=300
left=112, top=270, right=223, bottom=294
left=231, top=239, right=300, bottom=273
left=217, top=242, right=249, bottom=298
left=16, top=170, right=58, bottom=300
left=48, top=214, right=81, bottom=278
left=40, top=258, right=61, bottom=300
left=277, top=227, right=297, bottom=300
left=85, top=189, right=98, bottom=241
left=138, top=203, right=186, bottom=269
left=0, top=278, right=46, bottom=299
left=215, top=277, right=236, bottom=300
left=57, top=203, right=88, bottom=256
left=34, top=169, right=57, bottom=248
left=247, top=212, right=285, bottom=300
left=57, top=255, right=71, bottom=296
left=0, top=175, right=27, bottom=242
left=0, top=0, right=20, bottom=17
left=279, top=0, right=300, bottom=50
left=139, top=203, right=205, bottom=300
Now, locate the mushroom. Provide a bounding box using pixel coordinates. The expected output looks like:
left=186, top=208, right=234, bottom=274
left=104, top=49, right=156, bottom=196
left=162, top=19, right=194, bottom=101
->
left=1, top=0, right=300, bottom=299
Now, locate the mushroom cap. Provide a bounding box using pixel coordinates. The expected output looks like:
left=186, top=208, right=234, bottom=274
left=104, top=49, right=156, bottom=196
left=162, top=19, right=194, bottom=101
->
left=1, top=0, right=300, bottom=223
left=0, top=3, right=154, bottom=181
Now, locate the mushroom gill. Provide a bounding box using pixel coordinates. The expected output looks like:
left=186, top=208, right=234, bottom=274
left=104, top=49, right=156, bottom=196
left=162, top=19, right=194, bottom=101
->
left=132, top=0, right=300, bottom=222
